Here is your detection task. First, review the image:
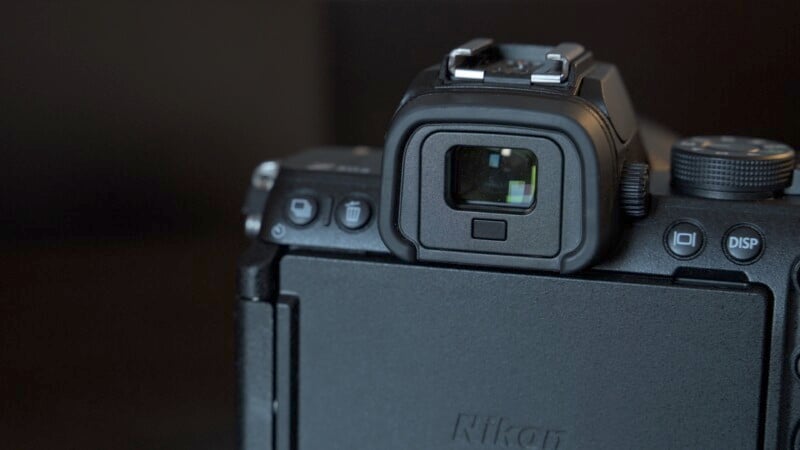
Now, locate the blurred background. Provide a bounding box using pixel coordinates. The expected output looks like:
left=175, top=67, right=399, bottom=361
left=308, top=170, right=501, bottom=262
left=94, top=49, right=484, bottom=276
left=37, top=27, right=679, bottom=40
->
left=1, top=0, right=798, bottom=448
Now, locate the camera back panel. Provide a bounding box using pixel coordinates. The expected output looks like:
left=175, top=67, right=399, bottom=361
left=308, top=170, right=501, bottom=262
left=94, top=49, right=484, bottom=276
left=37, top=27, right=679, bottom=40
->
left=263, top=254, right=769, bottom=450
left=241, top=144, right=800, bottom=449
left=239, top=37, right=800, bottom=449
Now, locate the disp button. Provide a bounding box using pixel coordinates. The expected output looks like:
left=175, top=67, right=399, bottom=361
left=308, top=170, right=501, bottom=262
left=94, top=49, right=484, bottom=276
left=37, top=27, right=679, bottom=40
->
left=724, top=225, right=764, bottom=264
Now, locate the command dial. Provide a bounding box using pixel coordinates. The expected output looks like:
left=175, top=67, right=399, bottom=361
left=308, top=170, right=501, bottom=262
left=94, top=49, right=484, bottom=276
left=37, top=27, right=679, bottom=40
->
left=671, top=136, right=796, bottom=200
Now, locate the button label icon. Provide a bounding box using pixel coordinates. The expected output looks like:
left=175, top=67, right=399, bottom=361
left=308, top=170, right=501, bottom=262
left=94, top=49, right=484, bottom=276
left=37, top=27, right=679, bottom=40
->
left=728, top=236, right=759, bottom=250
left=270, top=223, right=286, bottom=239
left=290, top=199, right=314, bottom=220
left=344, top=201, right=362, bottom=224
left=673, top=231, right=697, bottom=248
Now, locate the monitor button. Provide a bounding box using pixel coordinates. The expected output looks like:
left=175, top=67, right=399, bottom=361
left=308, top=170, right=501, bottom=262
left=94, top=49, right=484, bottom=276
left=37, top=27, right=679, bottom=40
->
left=472, top=219, right=507, bottom=241
left=665, top=221, right=704, bottom=259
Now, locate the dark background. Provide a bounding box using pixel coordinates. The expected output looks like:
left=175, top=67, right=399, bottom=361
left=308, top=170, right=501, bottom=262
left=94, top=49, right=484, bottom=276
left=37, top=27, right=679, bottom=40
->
left=1, top=1, right=798, bottom=448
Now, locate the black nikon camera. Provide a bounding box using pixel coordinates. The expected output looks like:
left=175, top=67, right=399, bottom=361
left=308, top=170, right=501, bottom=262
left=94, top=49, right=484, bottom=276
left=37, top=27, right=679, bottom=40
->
left=237, top=39, right=800, bottom=449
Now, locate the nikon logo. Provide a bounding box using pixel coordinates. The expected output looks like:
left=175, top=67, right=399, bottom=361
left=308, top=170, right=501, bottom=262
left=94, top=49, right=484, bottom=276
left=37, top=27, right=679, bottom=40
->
left=452, top=414, right=565, bottom=449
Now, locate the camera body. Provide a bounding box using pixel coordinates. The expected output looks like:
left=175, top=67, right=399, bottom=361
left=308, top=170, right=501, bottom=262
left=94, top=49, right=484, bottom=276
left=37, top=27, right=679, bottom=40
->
left=237, top=40, right=800, bottom=449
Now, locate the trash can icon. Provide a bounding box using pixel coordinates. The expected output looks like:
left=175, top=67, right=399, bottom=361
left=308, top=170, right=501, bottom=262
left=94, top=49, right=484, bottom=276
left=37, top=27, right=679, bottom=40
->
left=344, top=201, right=362, bottom=224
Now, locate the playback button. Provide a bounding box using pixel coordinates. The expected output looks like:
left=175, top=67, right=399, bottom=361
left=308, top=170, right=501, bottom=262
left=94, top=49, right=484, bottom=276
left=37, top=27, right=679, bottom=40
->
left=723, top=225, right=764, bottom=264
left=285, top=196, right=318, bottom=226
left=665, top=221, right=705, bottom=259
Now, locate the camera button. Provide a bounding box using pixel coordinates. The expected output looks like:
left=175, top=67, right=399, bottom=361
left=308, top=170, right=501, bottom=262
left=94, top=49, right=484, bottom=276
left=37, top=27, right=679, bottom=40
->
left=472, top=219, right=507, bottom=241
left=723, top=225, right=764, bottom=264
left=336, top=198, right=371, bottom=230
left=285, top=196, right=318, bottom=226
left=665, top=221, right=705, bottom=259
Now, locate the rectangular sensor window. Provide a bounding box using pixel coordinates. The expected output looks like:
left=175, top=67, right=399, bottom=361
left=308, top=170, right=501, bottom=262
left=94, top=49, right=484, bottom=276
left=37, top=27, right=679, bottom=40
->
left=448, top=146, right=537, bottom=210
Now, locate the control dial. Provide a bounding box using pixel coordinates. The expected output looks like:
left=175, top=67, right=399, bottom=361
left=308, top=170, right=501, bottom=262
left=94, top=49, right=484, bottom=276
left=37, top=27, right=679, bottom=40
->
left=671, top=136, right=796, bottom=200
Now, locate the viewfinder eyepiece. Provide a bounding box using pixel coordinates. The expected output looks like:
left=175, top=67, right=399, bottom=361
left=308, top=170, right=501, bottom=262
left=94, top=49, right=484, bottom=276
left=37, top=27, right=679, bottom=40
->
left=447, top=146, right=537, bottom=211
left=380, top=38, right=643, bottom=273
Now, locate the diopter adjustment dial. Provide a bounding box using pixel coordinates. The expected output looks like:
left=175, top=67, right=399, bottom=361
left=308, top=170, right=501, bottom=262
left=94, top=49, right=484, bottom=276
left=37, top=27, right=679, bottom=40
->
left=671, top=136, right=796, bottom=200
left=620, top=162, right=650, bottom=219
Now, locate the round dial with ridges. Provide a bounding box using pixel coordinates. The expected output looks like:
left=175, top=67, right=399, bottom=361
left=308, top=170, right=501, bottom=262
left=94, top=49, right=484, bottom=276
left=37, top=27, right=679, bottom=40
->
left=671, top=135, right=796, bottom=200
